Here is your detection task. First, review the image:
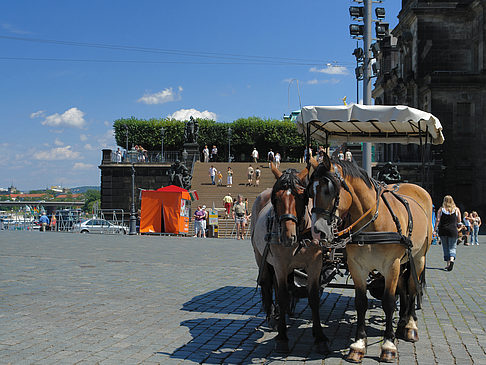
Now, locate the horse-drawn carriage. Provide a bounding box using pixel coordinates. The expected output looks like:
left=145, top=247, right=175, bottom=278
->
left=251, top=104, right=445, bottom=362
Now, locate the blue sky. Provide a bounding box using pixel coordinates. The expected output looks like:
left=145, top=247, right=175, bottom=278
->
left=0, top=0, right=401, bottom=191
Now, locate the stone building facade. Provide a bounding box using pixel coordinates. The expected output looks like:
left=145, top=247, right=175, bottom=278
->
left=372, top=0, right=486, bottom=215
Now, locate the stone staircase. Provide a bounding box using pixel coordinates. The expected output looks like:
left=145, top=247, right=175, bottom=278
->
left=188, top=161, right=307, bottom=238
left=190, top=161, right=307, bottom=211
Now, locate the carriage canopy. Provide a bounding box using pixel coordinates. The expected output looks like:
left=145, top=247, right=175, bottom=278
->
left=297, top=104, right=444, bottom=145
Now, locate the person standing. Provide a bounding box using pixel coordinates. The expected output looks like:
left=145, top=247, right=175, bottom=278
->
left=463, top=211, right=471, bottom=245
left=193, top=206, right=205, bottom=237
left=233, top=194, right=248, bottom=240
left=39, top=213, right=49, bottom=232
left=202, top=145, right=210, bottom=163
left=217, top=171, right=223, bottom=186
left=338, top=149, right=345, bottom=160
left=50, top=214, right=57, bottom=232
left=345, top=149, right=353, bottom=162
left=470, top=211, right=481, bottom=245
left=247, top=165, right=254, bottom=186
left=434, top=195, right=461, bottom=271
left=223, top=193, right=233, bottom=218
left=115, top=148, right=122, bottom=163
left=251, top=148, right=259, bottom=163
left=255, top=167, right=261, bottom=187
left=211, top=145, right=218, bottom=162
left=201, top=205, right=208, bottom=238
left=227, top=167, right=233, bottom=187
left=209, top=165, right=217, bottom=185
left=275, top=152, right=281, bottom=168
left=267, top=149, right=275, bottom=167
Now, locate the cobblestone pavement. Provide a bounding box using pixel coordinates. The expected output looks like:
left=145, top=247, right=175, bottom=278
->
left=1, top=231, right=485, bottom=364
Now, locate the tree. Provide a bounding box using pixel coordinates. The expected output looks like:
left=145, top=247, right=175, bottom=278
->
left=83, top=190, right=101, bottom=213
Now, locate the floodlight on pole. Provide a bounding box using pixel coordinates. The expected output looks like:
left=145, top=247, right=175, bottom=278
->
left=353, top=47, right=364, bottom=61
left=375, top=7, right=386, bottom=19
left=370, top=42, right=381, bottom=58
left=349, top=6, right=364, bottom=19
left=349, top=24, right=364, bottom=37
left=375, top=22, right=389, bottom=39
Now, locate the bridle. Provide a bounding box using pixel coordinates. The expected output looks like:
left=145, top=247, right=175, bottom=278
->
left=308, top=164, right=383, bottom=246
left=308, top=166, right=347, bottom=229
left=271, top=169, right=309, bottom=231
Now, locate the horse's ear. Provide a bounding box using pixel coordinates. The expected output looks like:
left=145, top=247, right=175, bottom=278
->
left=309, top=156, right=319, bottom=169
left=297, top=166, right=309, bottom=181
left=271, top=162, right=282, bottom=179
left=321, top=153, right=331, bottom=171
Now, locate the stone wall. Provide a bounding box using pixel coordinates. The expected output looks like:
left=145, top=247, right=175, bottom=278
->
left=99, top=150, right=171, bottom=218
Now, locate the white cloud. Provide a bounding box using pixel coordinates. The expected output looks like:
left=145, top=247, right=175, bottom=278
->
left=54, top=138, right=64, bottom=146
left=80, top=134, right=88, bottom=142
left=2, top=23, right=30, bottom=35
left=30, top=110, right=46, bottom=119
left=84, top=144, right=96, bottom=151
left=305, top=78, right=341, bottom=85
left=310, top=65, right=349, bottom=75
left=41, top=107, right=86, bottom=129
left=35, top=146, right=80, bottom=161
left=168, top=108, right=217, bottom=121
left=104, top=121, right=111, bottom=127
left=97, top=129, right=115, bottom=148
left=73, top=162, right=94, bottom=170
left=137, top=86, right=183, bottom=105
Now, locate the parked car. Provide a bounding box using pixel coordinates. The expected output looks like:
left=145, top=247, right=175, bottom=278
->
left=72, top=219, right=127, bottom=234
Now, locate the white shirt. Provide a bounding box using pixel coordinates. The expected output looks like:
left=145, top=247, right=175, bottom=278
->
left=209, top=167, right=217, bottom=176
left=252, top=149, right=258, bottom=158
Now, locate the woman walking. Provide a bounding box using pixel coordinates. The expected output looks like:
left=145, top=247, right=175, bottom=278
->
left=227, top=167, right=233, bottom=187
left=470, top=211, right=481, bottom=245
left=434, top=195, right=461, bottom=271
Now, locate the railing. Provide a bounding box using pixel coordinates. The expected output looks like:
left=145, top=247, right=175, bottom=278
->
left=110, top=150, right=180, bottom=164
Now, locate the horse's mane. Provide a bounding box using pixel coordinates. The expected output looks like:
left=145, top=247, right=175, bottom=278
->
left=271, top=169, right=306, bottom=206
left=312, top=158, right=372, bottom=189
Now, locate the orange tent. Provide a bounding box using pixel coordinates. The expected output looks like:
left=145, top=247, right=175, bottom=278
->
left=140, top=185, right=191, bottom=234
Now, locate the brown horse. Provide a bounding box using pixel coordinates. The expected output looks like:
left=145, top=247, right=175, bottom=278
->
left=308, top=155, right=432, bottom=362
left=251, top=163, right=330, bottom=354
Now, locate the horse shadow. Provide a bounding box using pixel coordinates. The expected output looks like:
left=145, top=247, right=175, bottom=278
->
left=160, top=285, right=387, bottom=363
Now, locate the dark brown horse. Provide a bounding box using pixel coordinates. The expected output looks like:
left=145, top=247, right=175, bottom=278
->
left=251, top=163, right=329, bottom=354
left=308, top=155, right=432, bottom=362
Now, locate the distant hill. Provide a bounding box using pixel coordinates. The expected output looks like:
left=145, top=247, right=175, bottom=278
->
left=71, top=186, right=100, bottom=194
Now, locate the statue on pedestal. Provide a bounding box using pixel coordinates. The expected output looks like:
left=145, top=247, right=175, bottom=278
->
left=168, top=160, right=192, bottom=190
left=184, top=116, right=199, bottom=144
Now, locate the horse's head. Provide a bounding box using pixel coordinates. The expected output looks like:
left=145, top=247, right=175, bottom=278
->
left=308, top=154, right=343, bottom=243
left=271, top=163, right=309, bottom=246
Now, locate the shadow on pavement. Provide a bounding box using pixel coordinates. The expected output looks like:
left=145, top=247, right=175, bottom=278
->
left=159, top=285, right=388, bottom=363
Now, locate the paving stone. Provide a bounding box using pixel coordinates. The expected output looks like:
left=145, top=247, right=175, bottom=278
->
left=1, top=232, right=485, bottom=364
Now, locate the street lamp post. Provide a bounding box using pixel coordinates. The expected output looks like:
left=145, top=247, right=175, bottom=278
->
left=129, top=164, right=137, bottom=235
left=228, top=127, right=232, bottom=163
left=160, top=127, right=165, bottom=163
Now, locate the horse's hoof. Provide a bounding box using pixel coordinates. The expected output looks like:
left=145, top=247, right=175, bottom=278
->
left=315, top=340, right=330, bottom=355
left=346, top=349, right=365, bottom=363
left=406, top=328, right=419, bottom=342
left=274, top=340, right=290, bottom=354
left=379, top=349, right=396, bottom=363
left=267, top=316, right=278, bottom=331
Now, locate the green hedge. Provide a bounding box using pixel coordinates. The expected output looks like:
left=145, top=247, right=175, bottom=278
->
left=113, top=117, right=308, bottom=161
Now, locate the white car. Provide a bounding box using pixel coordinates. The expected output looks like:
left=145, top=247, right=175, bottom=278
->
left=73, top=219, right=127, bottom=234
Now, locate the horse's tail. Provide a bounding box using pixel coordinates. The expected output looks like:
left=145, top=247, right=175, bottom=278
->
left=251, top=188, right=272, bottom=239
left=416, top=258, right=427, bottom=310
